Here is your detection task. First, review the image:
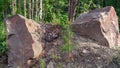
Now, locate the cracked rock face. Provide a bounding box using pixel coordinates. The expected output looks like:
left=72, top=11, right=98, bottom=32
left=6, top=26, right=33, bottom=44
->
left=72, top=6, right=119, bottom=48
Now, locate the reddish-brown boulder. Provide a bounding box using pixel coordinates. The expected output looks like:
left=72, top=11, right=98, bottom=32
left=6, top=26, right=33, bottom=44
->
left=72, top=6, right=119, bottom=48
left=5, top=14, right=44, bottom=68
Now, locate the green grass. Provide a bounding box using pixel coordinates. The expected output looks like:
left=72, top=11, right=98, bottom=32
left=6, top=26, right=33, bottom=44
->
left=57, top=62, right=62, bottom=68
left=51, top=53, right=59, bottom=60
left=40, top=59, right=45, bottom=68
left=60, top=41, right=74, bottom=53
left=60, top=20, right=74, bottom=53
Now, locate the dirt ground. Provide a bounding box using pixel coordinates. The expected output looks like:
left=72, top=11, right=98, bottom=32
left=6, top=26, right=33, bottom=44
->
left=30, top=35, right=120, bottom=68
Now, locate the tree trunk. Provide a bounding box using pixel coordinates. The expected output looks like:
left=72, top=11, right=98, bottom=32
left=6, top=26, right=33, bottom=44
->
left=12, top=0, right=16, bottom=15
left=103, top=0, right=106, bottom=7
left=18, top=0, right=21, bottom=14
left=68, top=0, right=77, bottom=22
left=115, top=0, right=118, bottom=7
left=3, top=1, right=7, bottom=18
left=76, top=0, right=80, bottom=17
left=35, top=0, right=38, bottom=21
left=39, top=0, right=42, bottom=20
left=24, top=0, right=26, bottom=17
left=28, top=0, right=32, bottom=19
left=32, top=0, right=34, bottom=19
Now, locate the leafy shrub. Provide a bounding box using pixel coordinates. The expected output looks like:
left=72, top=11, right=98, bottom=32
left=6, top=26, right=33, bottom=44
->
left=0, top=22, right=7, bottom=56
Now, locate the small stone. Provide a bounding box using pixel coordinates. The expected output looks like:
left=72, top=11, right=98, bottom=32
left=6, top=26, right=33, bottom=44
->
left=82, top=49, right=89, bottom=54
left=47, top=61, right=54, bottom=68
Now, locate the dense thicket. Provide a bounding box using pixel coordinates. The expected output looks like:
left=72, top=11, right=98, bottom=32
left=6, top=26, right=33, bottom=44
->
left=0, top=0, right=120, bottom=56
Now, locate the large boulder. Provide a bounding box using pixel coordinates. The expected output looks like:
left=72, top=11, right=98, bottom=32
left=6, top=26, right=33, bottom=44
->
left=5, top=14, right=44, bottom=68
left=72, top=6, right=119, bottom=48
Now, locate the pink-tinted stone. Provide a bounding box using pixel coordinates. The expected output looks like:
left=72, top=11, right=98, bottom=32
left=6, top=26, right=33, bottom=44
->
left=72, top=6, right=119, bottom=48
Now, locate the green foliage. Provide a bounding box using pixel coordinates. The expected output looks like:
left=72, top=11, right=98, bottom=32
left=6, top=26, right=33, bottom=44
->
left=40, top=59, right=45, bottom=68
left=0, top=22, right=7, bottom=56
left=51, top=53, right=59, bottom=60
left=0, top=0, right=5, bottom=18
left=75, top=0, right=102, bottom=17
left=42, top=0, right=68, bottom=25
left=60, top=20, right=74, bottom=53
left=57, top=63, right=62, bottom=68
left=60, top=43, right=74, bottom=53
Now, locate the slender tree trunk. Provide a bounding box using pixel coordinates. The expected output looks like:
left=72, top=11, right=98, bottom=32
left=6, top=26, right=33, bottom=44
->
left=115, top=0, right=118, bottom=7
left=24, top=0, right=26, bottom=17
left=76, top=0, right=80, bottom=17
left=35, top=0, right=38, bottom=21
left=68, top=0, right=77, bottom=22
left=3, top=1, right=7, bottom=18
left=32, top=0, right=34, bottom=19
left=18, top=0, right=21, bottom=14
left=39, top=0, right=42, bottom=20
left=28, top=0, right=32, bottom=19
left=7, top=1, right=11, bottom=15
left=9, top=0, right=12, bottom=15
left=12, top=0, right=14, bottom=14
left=12, top=0, right=16, bottom=15
left=14, top=0, right=16, bottom=14
left=103, top=0, right=106, bottom=7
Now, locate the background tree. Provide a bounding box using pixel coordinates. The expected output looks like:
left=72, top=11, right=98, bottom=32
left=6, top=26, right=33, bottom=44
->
left=32, top=0, right=34, bottom=19
left=28, top=0, right=32, bottom=19
left=12, top=0, right=16, bottom=15
left=24, top=0, right=26, bottom=17
left=68, top=0, right=77, bottom=22
left=0, top=0, right=120, bottom=57
left=35, top=0, right=38, bottom=21
left=17, top=0, right=21, bottom=14
left=39, top=0, right=42, bottom=20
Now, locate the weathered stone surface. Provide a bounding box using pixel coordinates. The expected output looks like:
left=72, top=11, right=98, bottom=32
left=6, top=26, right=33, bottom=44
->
left=118, top=34, right=120, bottom=47
left=72, top=6, right=119, bottom=48
left=5, top=14, right=44, bottom=68
left=33, top=35, right=120, bottom=68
